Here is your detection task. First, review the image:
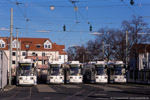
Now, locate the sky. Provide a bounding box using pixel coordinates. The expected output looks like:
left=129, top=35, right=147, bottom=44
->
left=0, top=0, right=150, bottom=50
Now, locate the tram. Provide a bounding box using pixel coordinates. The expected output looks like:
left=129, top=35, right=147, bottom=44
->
left=83, top=63, right=95, bottom=83
left=68, top=61, right=83, bottom=83
left=107, top=61, right=126, bottom=83
left=16, top=59, right=37, bottom=86
left=113, top=61, right=126, bottom=83
left=94, top=61, right=108, bottom=83
left=47, top=61, right=64, bottom=84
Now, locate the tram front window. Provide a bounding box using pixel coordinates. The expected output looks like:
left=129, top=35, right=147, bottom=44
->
left=96, top=65, right=106, bottom=75
left=51, top=66, right=60, bottom=75
left=19, top=63, right=33, bottom=76
left=70, top=65, right=81, bottom=75
left=115, top=66, right=122, bottom=75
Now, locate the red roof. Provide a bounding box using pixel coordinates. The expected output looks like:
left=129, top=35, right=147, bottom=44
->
left=53, top=43, right=67, bottom=55
left=0, top=37, right=67, bottom=55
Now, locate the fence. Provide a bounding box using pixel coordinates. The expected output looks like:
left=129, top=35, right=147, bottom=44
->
left=127, top=70, right=150, bottom=84
left=0, top=51, right=8, bottom=89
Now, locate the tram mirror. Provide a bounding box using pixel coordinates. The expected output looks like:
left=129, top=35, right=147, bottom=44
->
left=105, top=65, right=107, bottom=68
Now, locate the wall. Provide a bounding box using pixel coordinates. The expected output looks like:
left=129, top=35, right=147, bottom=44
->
left=59, top=55, right=68, bottom=64
left=0, top=51, right=8, bottom=89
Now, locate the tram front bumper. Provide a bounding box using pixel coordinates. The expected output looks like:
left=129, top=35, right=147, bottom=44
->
left=48, top=76, right=64, bottom=84
left=114, top=75, right=126, bottom=83
left=95, top=75, right=108, bottom=83
left=69, top=76, right=83, bottom=83
left=18, top=76, right=37, bottom=85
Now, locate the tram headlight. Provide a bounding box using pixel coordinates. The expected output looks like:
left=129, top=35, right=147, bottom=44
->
left=96, top=77, right=98, bottom=79
left=30, top=77, right=34, bottom=80
left=50, top=77, right=53, bottom=79
left=105, top=77, right=107, bottom=79
left=19, top=77, right=23, bottom=80
left=79, top=77, right=82, bottom=79
left=60, top=77, right=62, bottom=79
left=70, top=77, right=73, bottom=79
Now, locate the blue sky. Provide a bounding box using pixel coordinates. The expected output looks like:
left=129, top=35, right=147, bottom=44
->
left=0, top=0, right=150, bottom=49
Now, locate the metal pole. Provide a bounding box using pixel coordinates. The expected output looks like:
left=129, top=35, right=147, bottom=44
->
left=42, top=51, right=44, bottom=66
left=64, top=55, right=65, bottom=63
left=19, top=40, right=21, bottom=61
left=102, top=41, right=104, bottom=60
left=9, top=8, right=13, bottom=85
left=126, top=31, right=128, bottom=69
left=16, top=29, right=18, bottom=69
left=83, top=54, right=84, bottom=63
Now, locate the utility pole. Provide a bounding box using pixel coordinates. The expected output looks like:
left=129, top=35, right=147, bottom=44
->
left=19, top=40, right=21, bottom=61
left=126, top=31, right=128, bottom=69
left=9, top=8, right=13, bottom=85
left=83, top=54, right=84, bottom=63
left=16, top=29, right=19, bottom=69
left=102, top=41, right=104, bottom=60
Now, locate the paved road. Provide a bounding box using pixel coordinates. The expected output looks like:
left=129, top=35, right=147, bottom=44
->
left=0, top=83, right=150, bottom=100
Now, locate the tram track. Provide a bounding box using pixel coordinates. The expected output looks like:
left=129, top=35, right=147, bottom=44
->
left=2, top=86, right=32, bottom=100
left=2, top=87, right=21, bottom=100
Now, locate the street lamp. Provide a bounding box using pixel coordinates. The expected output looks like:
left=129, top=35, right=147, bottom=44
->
left=50, top=6, right=55, bottom=10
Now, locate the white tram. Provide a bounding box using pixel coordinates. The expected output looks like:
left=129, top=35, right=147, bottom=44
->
left=113, top=61, right=126, bottom=83
left=16, top=59, right=37, bottom=86
left=94, top=61, right=108, bottom=83
left=68, top=61, right=83, bottom=83
left=47, top=61, right=64, bottom=84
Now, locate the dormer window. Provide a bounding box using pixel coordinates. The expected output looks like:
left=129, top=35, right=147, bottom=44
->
left=0, top=39, right=5, bottom=48
left=44, top=40, right=52, bottom=49
left=36, top=44, right=41, bottom=48
left=12, top=39, right=20, bottom=48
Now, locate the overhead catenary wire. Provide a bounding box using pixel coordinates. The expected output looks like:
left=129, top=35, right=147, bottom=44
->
left=120, top=0, right=139, bottom=16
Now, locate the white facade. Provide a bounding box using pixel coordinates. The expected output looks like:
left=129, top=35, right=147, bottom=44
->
left=59, top=55, right=68, bottom=64
left=138, top=53, right=150, bottom=70
left=1, top=37, right=68, bottom=76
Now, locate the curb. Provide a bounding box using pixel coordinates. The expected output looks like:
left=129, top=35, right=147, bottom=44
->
left=3, top=85, right=16, bottom=91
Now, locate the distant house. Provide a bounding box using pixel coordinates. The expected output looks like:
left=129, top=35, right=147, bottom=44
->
left=0, top=37, right=68, bottom=76
left=130, top=44, right=150, bottom=70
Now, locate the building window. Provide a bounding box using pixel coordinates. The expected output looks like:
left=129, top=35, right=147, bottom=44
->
left=0, top=39, right=5, bottom=48
left=36, top=44, right=40, bottom=48
left=22, top=52, right=26, bottom=56
left=59, top=56, right=61, bottom=59
left=12, top=52, right=16, bottom=56
left=42, top=53, right=45, bottom=56
left=32, top=52, right=36, bottom=56
left=12, top=60, right=16, bottom=64
left=44, top=45, right=51, bottom=49
left=0, top=44, right=5, bottom=48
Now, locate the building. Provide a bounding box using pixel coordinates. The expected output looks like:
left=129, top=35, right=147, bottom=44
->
left=128, top=44, right=150, bottom=84
left=0, top=50, right=8, bottom=89
left=0, top=37, right=68, bottom=76
left=130, top=44, right=150, bottom=70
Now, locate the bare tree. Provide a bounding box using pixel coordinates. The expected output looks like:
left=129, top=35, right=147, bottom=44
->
left=67, top=16, right=150, bottom=64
